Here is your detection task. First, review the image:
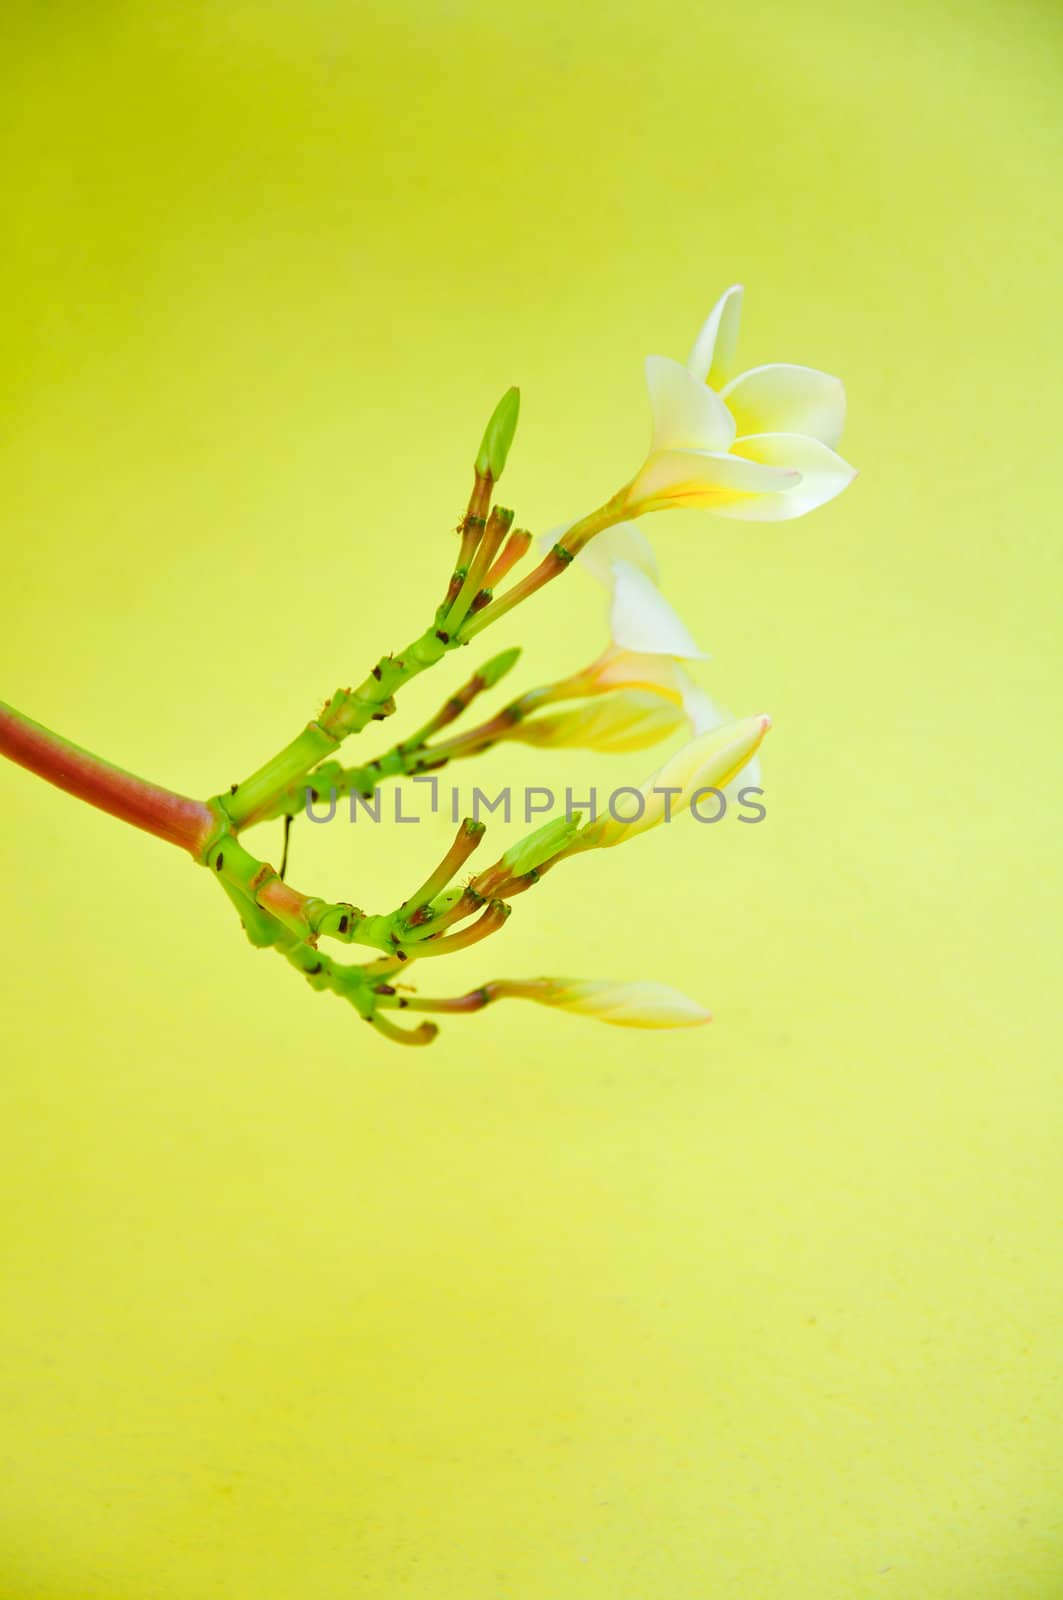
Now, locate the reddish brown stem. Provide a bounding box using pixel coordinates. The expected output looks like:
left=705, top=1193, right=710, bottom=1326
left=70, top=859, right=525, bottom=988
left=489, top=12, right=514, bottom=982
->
left=414, top=899, right=510, bottom=957
left=461, top=544, right=574, bottom=637
left=467, top=469, right=493, bottom=525
left=0, top=700, right=216, bottom=857
left=484, top=528, right=532, bottom=588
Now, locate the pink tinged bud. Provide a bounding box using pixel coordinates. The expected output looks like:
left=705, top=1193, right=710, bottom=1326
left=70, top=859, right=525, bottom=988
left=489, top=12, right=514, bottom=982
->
left=528, top=978, right=711, bottom=1029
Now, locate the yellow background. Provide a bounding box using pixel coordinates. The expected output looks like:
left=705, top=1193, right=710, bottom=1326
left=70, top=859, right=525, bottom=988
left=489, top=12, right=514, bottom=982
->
left=1, top=2, right=1060, bottom=1595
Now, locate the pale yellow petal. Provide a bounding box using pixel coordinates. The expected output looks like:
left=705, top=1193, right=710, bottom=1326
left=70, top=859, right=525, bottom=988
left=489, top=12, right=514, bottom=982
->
left=686, top=285, right=743, bottom=387
left=629, top=448, right=799, bottom=513
left=677, top=676, right=722, bottom=735
left=716, top=432, right=857, bottom=520
left=676, top=677, right=764, bottom=793
left=721, top=363, right=846, bottom=448
left=512, top=693, right=685, bottom=753
left=609, top=559, right=707, bottom=660
left=646, top=354, right=737, bottom=453
left=574, top=520, right=660, bottom=588
left=578, top=645, right=690, bottom=703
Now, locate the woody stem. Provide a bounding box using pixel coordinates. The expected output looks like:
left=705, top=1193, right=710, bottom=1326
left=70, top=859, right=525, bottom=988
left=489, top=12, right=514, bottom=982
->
left=0, top=700, right=216, bottom=857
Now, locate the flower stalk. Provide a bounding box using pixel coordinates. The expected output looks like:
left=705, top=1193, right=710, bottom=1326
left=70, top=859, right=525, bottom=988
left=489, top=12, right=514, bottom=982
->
left=1, top=286, right=853, bottom=1044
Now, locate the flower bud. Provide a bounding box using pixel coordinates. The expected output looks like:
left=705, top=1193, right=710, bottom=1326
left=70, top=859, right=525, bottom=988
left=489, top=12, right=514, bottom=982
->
left=521, top=977, right=710, bottom=1028
left=501, top=814, right=583, bottom=878
left=585, top=713, right=770, bottom=848
left=475, top=386, right=521, bottom=481
left=478, top=645, right=522, bottom=690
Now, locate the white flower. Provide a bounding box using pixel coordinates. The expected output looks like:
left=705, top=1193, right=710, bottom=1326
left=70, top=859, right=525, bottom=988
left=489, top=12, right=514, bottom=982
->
left=625, top=285, right=856, bottom=521
left=570, top=522, right=761, bottom=794
left=574, top=521, right=706, bottom=658
left=534, top=520, right=764, bottom=792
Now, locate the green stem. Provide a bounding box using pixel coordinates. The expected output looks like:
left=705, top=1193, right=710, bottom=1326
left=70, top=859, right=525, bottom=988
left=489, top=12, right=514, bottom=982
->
left=217, top=494, right=624, bottom=834
left=0, top=700, right=216, bottom=857
left=219, top=623, right=452, bottom=830
left=401, top=817, right=486, bottom=915
left=207, top=832, right=386, bottom=949
left=402, top=978, right=550, bottom=1014
left=257, top=679, right=555, bottom=822
left=404, top=898, right=510, bottom=960
left=281, top=939, right=437, bottom=1042
left=445, top=504, right=514, bottom=633
left=459, top=496, right=625, bottom=641
left=397, top=647, right=521, bottom=754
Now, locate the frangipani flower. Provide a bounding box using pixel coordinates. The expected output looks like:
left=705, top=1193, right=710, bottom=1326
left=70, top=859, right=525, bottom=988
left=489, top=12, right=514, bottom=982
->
left=581, top=712, right=771, bottom=850
left=518, top=528, right=709, bottom=743
left=512, top=550, right=758, bottom=787
left=564, top=524, right=763, bottom=792
left=501, top=977, right=711, bottom=1028
left=623, top=285, right=856, bottom=521
left=564, top=645, right=759, bottom=786
left=575, top=522, right=706, bottom=658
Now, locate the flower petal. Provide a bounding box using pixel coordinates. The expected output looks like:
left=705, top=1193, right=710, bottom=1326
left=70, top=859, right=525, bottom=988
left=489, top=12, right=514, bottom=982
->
left=646, top=355, right=737, bottom=454
left=716, top=433, right=857, bottom=520
left=675, top=676, right=725, bottom=736
left=577, top=645, right=690, bottom=703
left=629, top=448, right=799, bottom=512
left=686, top=285, right=744, bottom=388
left=721, top=364, right=846, bottom=448
left=515, top=692, right=686, bottom=754
left=575, top=520, right=659, bottom=587
left=609, top=559, right=707, bottom=659
left=676, top=677, right=763, bottom=794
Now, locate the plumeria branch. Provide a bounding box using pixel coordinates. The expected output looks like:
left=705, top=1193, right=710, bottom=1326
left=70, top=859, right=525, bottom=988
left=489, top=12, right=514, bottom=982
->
left=1, top=287, right=854, bottom=1045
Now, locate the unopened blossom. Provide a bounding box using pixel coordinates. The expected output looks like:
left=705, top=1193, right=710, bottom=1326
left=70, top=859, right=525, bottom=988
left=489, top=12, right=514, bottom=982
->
left=507, top=977, right=711, bottom=1028
left=621, top=285, right=856, bottom=521
left=511, top=691, right=686, bottom=754
left=581, top=712, right=771, bottom=849
left=526, top=633, right=761, bottom=791
left=675, top=677, right=764, bottom=798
